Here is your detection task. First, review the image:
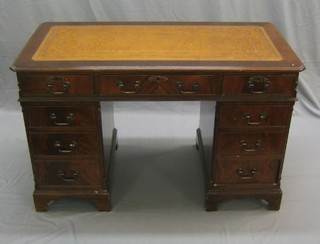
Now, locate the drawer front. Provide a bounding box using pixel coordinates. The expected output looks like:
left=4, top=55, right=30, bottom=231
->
left=222, top=75, right=296, bottom=96
left=215, top=157, right=280, bottom=184
left=219, top=105, right=292, bottom=127
left=36, top=160, right=101, bottom=186
left=25, top=106, right=97, bottom=128
left=98, top=75, right=220, bottom=96
left=31, top=133, right=100, bottom=156
left=18, top=74, right=94, bottom=96
left=217, top=132, right=287, bottom=155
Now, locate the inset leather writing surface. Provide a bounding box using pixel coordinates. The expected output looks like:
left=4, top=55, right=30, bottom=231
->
left=32, top=25, right=283, bottom=61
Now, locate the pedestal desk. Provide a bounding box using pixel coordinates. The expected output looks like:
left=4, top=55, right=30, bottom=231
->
left=11, top=22, right=304, bottom=211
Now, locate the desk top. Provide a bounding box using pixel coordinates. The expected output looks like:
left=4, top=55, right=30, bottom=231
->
left=32, top=25, right=282, bottom=62
left=11, top=22, right=304, bottom=72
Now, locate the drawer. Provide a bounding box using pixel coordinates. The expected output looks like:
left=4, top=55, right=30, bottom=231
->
left=217, top=132, right=287, bottom=155
left=25, top=106, right=97, bottom=129
left=215, top=157, right=280, bottom=184
left=18, top=74, right=94, bottom=96
left=98, top=75, right=220, bottom=96
left=35, top=160, right=101, bottom=186
left=31, top=133, right=100, bottom=156
left=219, top=105, right=292, bottom=127
left=222, top=74, right=296, bottom=96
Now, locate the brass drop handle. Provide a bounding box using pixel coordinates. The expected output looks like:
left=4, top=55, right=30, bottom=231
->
left=53, top=140, right=77, bottom=153
left=236, top=168, right=257, bottom=180
left=247, top=76, right=271, bottom=94
left=57, top=170, right=79, bottom=182
left=243, top=113, right=268, bottom=125
left=47, top=81, right=70, bottom=95
left=240, top=140, right=262, bottom=152
left=49, top=112, right=74, bottom=126
left=117, top=80, right=141, bottom=94
left=176, top=81, right=200, bottom=94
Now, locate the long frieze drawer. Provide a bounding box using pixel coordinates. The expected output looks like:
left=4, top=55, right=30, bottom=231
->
left=216, top=132, right=287, bottom=155
left=25, top=106, right=98, bottom=128
left=35, top=160, right=101, bottom=186
left=18, top=74, right=94, bottom=96
left=218, top=104, right=293, bottom=127
left=30, top=133, right=100, bottom=156
left=98, top=75, right=220, bottom=95
left=214, top=157, right=281, bottom=184
left=222, top=74, right=297, bottom=96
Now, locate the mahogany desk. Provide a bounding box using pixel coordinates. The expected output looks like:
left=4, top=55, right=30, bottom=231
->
left=11, top=22, right=304, bottom=211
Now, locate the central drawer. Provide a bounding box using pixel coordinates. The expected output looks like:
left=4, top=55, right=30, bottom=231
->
left=98, top=75, right=221, bottom=96
left=30, top=133, right=100, bottom=156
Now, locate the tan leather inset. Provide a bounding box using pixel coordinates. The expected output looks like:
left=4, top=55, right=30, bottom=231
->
left=32, top=25, right=283, bottom=61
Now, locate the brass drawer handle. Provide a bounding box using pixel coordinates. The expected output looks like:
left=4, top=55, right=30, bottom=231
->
left=53, top=140, right=77, bottom=153
left=47, top=76, right=70, bottom=95
left=247, top=76, right=271, bottom=94
left=116, top=80, right=141, bottom=94
left=57, top=170, right=79, bottom=182
left=243, top=113, right=268, bottom=125
left=49, top=112, right=74, bottom=126
left=236, top=168, right=257, bottom=180
left=240, top=140, right=262, bottom=152
left=176, top=81, right=200, bottom=94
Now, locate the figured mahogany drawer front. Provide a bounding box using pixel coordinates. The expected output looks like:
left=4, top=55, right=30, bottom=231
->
left=25, top=106, right=97, bottom=129
left=222, top=75, right=296, bottom=96
left=31, top=133, right=100, bottom=156
left=215, top=157, right=280, bottom=184
left=18, top=75, right=94, bottom=96
left=219, top=105, right=292, bottom=127
left=36, top=160, right=101, bottom=186
left=217, top=132, right=287, bottom=155
left=98, top=75, right=220, bottom=96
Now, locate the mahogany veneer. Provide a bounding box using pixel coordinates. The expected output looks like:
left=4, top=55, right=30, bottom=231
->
left=11, top=22, right=304, bottom=211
